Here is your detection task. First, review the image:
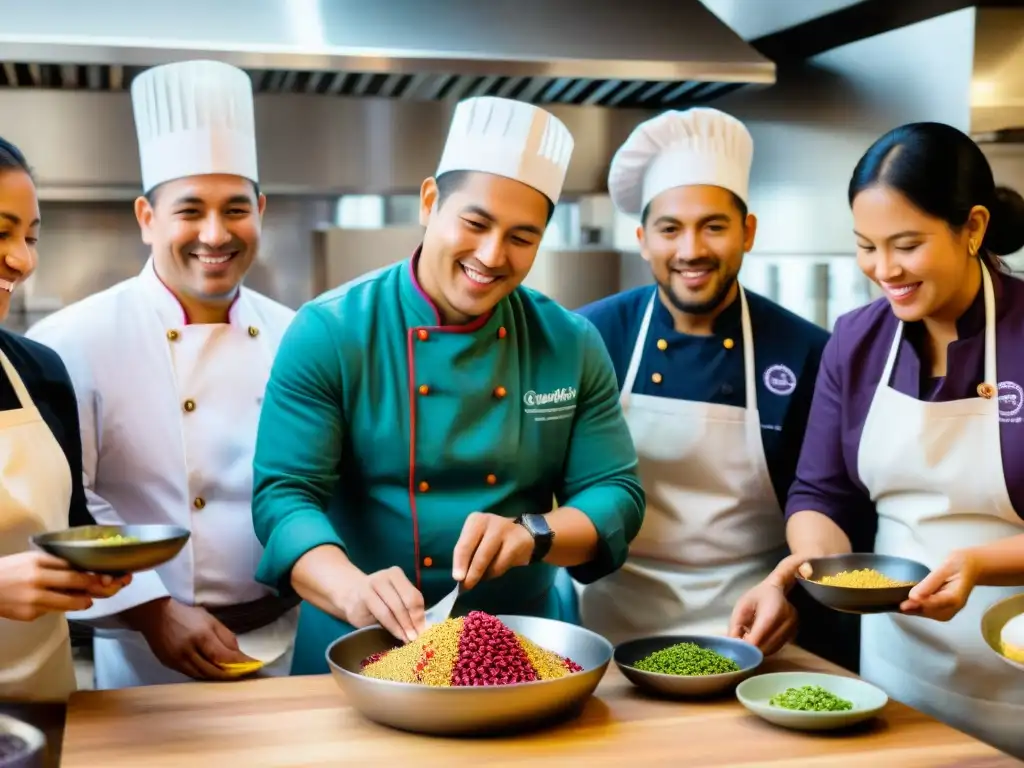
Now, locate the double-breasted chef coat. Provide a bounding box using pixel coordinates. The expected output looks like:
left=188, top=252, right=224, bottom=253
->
left=26, top=257, right=299, bottom=689
left=788, top=261, right=1024, bottom=758
left=575, top=284, right=863, bottom=669
left=250, top=251, right=646, bottom=675
left=0, top=331, right=87, bottom=701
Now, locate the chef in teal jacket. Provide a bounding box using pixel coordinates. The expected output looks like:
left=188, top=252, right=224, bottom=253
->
left=250, top=95, right=646, bottom=675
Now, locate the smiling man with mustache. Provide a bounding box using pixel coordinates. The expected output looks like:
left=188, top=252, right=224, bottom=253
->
left=26, top=60, right=298, bottom=689
left=574, top=108, right=861, bottom=671
left=248, top=96, right=644, bottom=676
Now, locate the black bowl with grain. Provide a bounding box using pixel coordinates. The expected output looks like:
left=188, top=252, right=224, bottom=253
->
left=796, top=553, right=931, bottom=614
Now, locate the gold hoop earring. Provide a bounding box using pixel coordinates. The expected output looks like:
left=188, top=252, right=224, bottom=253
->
left=969, top=241, right=978, bottom=258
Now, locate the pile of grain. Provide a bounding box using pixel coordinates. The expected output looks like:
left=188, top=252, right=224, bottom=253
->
left=360, top=611, right=583, bottom=686
left=815, top=568, right=914, bottom=588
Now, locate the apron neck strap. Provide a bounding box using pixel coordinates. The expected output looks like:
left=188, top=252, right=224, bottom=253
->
left=621, top=289, right=657, bottom=397
left=879, top=260, right=997, bottom=389
left=0, top=347, right=33, bottom=410
left=738, top=286, right=757, bottom=411
left=623, top=285, right=757, bottom=411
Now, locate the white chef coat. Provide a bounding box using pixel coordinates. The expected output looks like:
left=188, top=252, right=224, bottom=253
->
left=578, top=287, right=787, bottom=645
left=26, top=257, right=299, bottom=688
left=0, top=348, right=77, bottom=702
left=858, top=262, right=1024, bottom=759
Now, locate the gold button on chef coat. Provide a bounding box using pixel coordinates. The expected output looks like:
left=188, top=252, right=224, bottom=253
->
left=656, top=338, right=668, bottom=351
left=651, top=373, right=663, bottom=384
left=723, top=338, right=735, bottom=350
left=183, top=399, right=196, bottom=412
left=418, top=480, right=429, bottom=493
left=494, top=386, right=507, bottom=398
left=166, top=329, right=179, bottom=342
left=417, top=329, right=429, bottom=341
left=193, top=497, right=206, bottom=510
left=423, top=556, right=433, bottom=567
left=486, top=473, right=497, bottom=485
left=248, top=326, right=260, bottom=338
left=418, top=384, right=430, bottom=396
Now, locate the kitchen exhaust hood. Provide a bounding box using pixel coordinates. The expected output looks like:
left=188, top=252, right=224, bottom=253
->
left=0, top=0, right=775, bottom=109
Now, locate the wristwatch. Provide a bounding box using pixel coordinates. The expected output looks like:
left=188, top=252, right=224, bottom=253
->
left=515, top=513, right=554, bottom=564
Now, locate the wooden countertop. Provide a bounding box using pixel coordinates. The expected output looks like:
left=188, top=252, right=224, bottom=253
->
left=61, top=646, right=1019, bottom=767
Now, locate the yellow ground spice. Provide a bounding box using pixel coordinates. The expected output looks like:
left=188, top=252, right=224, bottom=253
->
left=518, top=635, right=576, bottom=680
left=815, top=568, right=915, bottom=588
left=361, top=617, right=464, bottom=685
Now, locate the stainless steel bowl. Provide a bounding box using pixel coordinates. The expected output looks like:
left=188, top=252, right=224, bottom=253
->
left=326, top=614, right=613, bottom=736
left=981, top=592, right=1024, bottom=672
left=0, top=715, right=44, bottom=768
left=31, top=524, right=190, bottom=575
left=795, top=553, right=931, bottom=614
left=614, top=634, right=763, bottom=698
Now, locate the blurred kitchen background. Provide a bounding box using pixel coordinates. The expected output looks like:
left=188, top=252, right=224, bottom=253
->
left=1, top=0, right=1023, bottom=334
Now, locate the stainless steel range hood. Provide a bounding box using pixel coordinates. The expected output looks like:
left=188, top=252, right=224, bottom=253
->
left=0, top=0, right=775, bottom=109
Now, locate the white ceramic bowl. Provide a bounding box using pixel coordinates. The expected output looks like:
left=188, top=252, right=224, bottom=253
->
left=736, top=671, right=888, bottom=731
left=980, top=593, right=1024, bottom=673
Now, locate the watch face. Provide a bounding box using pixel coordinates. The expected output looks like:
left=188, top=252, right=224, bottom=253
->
left=525, top=513, right=552, bottom=537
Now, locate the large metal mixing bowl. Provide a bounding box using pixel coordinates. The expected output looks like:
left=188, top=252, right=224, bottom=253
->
left=31, top=524, right=190, bottom=575
left=326, top=614, right=613, bottom=736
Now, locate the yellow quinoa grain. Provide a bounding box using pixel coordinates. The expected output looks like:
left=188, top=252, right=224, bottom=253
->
left=517, top=635, right=573, bottom=680
left=816, top=568, right=914, bottom=588
left=361, top=617, right=465, bottom=686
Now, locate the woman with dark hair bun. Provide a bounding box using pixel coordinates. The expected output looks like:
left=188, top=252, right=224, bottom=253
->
left=0, top=136, right=130, bottom=702
left=728, top=122, right=1024, bottom=757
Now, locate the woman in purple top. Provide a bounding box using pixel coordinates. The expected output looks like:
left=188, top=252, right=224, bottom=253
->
left=727, top=123, right=1024, bottom=758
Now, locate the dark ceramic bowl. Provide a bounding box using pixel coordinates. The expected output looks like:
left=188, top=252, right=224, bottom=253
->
left=0, top=715, right=44, bottom=768
left=795, top=553, right=930, bottom=614
left=614, top=634, right=763, bottom=698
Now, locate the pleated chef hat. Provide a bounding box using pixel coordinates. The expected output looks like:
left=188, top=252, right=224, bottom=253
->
left=608, top=107, right=753, bottom=217
left=435, top=96, right=574, bottom=205
left=131, top=59, right=258, bottom=193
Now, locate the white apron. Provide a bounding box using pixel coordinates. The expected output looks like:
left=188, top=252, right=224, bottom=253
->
left=0, top=348, right=77, bottom=702
left=858, top=263, right=1024, bottom=759
left=578, top=287, right=788, bottom=646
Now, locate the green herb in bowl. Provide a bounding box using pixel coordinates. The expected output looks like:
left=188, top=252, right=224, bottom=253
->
left=769, top=684, right=853, bottom=712
left=633, top=642, right=740, bottom=676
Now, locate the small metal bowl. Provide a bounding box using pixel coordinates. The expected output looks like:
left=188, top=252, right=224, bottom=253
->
left=0, top=715, right=45, bottom=768
left=326, top=614, right=612, bottom=736
left=795, top=553, right=930, bottom=614
left=614, top=634, right=763, bottom=698
left=31, top=524, right=190, bottom=575
left=981, top=592, right=1024, bottom=672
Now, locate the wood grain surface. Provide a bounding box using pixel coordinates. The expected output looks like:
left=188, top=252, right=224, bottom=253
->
left=61, top=646, right=1021, bottom=767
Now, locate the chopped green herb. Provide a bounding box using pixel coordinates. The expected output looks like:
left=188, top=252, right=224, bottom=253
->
left=769, top=684, right=854, bottom=712
left=633, top=642, right=740, bottom=676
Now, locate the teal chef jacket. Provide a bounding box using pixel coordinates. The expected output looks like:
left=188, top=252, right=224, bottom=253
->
left=251, top=252, right=646, bottom=675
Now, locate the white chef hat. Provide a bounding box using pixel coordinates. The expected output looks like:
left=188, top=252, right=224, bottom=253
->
left=608, top=107, right=753, bottom=218
left=131, top=59, right=258, bottom=193
left=435, top=96, right=574, bottom=205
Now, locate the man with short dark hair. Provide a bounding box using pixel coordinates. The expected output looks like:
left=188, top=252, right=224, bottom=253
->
left=250, top=95, right=645, bottom=675
left=575, top=108, right=857, bottom=670
left=27, top=59, right=298, bottom=688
